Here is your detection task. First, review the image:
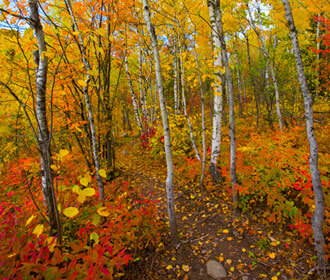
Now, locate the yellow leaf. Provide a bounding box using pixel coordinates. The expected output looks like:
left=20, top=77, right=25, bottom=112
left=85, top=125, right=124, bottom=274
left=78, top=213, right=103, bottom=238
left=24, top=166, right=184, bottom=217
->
left=45, top=237, right=56, bottom=252
left=242, top=248, right=246, bottom=253
left=82, top=187, right=95, bottom=197
left=268, top=252, right=276, bottom=259
left=98, top=169, right=107, bottom=178
left=26, top=215, right=36, bottom=226
left=85, top=173, right=91, bottom=183
left=8, top=252, right=17, bottom=258
left=80, top=177, right=88, bottom=187
left=166, top=265, right=173, bottom=270
left=73, top=185, right=81, bottom=193
left=59, top=149, right=69, bottom=157
left=271, top=276, right=278, bottom=280
left=226, top=259, right=232, bottom=265
left=50, top=164, right=58, bottom=171
left=96, top=28, right=107, bottom=36
left=72, top=31, right=79, bottom=36
left=182, top=216, right=187, bottom=221
left=63, top=207, right=79, bottom=218
left=223, top=229, right=229, bottom=233
left=182, top=264, right=190, bottom=272
left=230, top=267, right=235, bottom=272
left=97, top=207, right=110, bottom=217
left=78, top=80, right=87, bottom=87
left=227, top=236, right=233, bottom=241
left=78, top=194, right=86, bottom=204
left=33, top=224, right=44, bottom=237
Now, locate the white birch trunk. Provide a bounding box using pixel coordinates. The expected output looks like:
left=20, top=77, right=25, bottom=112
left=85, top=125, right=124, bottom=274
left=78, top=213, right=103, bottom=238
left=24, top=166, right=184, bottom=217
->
left=173, top=40, right=179, bottom=114
left=29, top=0, right=61, bottom=238
left=143, top=0, right=178, bottom=245
left=180, top=46, right=202, bottom=162
left=124, top=54, right=144, bottom=133
left=192, top=47, right=206, bottom=188
left=214, top=1, right=237, bottom=207
left=138, top=46, right=149, bottom=124
left=208, top=0, right=224, bottom=184
left=282, top=0, right=326, bottom=271
left=235, top=50, right=243, bottom=118
left=65, top=0, right=104, bottom=201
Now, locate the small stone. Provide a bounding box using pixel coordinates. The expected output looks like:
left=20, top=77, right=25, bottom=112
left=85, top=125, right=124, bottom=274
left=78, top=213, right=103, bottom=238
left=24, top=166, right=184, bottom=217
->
left=122, top=150, right=128, bottom=155
left=242, top=276, right=249, bottom=280
left=121, top=132, right=128, bottom=137
left=206, top=259, right=227, bottom=279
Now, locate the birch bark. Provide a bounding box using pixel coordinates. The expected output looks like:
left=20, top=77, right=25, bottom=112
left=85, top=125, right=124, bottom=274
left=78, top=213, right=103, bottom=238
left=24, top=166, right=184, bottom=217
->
left=213, top=1, right=237, bottom=206
left=143, top=0, right=178, bottom=245
left=29, top=0, right=61, bottom=238
left=125, top=54, right=144, bottom=133
left=207, top=0, right=224, bottom=184
left=179, top=46, right=201, bottom=162
left=282, top=0, right=326, bottom=271
left=65, top=0, right=104, bottom=201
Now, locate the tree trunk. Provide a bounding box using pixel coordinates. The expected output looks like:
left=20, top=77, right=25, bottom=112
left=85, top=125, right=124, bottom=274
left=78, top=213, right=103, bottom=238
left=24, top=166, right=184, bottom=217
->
left=29, top=0, right=61, bottom=239
left=180, top=46, right=201, bottom=162
left=65, top=0, right=104, bottom=201
left=235, top=49, right=243, bottom=118
left=214, top=1, right=237, bottom=207
left=143, top=0, right=178, bottom=245
left=173, top=39, right=179, bottom=115
left=282, top=0, right=326, bottom=272
left=207, top=0, right=224, bottom=184
left=138, top=45, right=149, bottom=125
left=125, top=53, right=143, bottom=133
left=247, top=3, right=283, bottom=132
left=192, top=47, right=206, bottom=189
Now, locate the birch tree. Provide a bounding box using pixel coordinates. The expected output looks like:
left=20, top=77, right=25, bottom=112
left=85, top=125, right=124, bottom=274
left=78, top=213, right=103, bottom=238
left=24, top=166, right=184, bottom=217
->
left=207, top=0, right=224, bottom=184
left=64, top=0, right=104, bottom=201
left=281, top=0, right=326, bottom=273
left=143, top=0, right=178, bottom=245
left=213, top=0, right=237, bottom=207
left=124, top=53, right=144, bottom=134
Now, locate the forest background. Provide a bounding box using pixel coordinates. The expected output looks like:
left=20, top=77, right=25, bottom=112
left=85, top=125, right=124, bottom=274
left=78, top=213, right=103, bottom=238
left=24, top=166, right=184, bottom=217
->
left=0, top=0, right=329, bottom=279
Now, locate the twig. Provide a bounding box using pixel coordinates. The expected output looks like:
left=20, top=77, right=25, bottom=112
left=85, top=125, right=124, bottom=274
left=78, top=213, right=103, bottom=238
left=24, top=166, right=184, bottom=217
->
left=24, top=173, right=50, bottom=225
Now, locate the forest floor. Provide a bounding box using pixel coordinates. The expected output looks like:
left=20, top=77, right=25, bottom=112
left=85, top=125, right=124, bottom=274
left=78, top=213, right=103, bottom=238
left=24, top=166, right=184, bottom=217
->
left=114, top=136, right=321, bottom=280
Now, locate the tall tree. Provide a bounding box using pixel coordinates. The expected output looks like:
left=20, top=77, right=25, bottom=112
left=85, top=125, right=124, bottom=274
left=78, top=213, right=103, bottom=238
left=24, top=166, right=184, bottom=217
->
left=281, top=0, right=326, bottom=273
left=208, top=0, right=224, bottom=184
left=64, top=0, right=104, bottom=201
left=213, top=0, right=237, bottom=207
left=143, top=0, right=178, bottom=245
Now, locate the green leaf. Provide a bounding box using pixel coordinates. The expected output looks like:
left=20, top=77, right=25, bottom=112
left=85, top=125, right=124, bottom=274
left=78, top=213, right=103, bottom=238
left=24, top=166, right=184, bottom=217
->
left=63, top=207, right=79, bottom=218
left=90, top=232, right=99, bottom=244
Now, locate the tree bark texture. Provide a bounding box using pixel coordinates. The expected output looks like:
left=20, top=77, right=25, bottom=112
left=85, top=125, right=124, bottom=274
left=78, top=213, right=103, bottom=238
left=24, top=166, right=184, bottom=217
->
left=282, top=0, right=326, bottom=272
left=213, top=1, right=237, bottom=206
left=207, top=0, right=224, bottom=184
left=29, top=0, right=61, bottom=238
left=143, top=0, right=178, bottom=245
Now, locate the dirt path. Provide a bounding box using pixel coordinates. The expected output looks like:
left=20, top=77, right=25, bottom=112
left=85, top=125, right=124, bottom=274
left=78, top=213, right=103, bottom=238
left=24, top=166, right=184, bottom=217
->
left=115, top=137, right=318, bottom=280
